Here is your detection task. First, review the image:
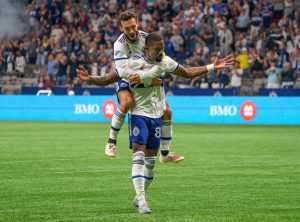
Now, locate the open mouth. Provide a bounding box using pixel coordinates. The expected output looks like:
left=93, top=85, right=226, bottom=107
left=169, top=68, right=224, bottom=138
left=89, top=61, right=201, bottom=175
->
left=128, top=34, right=137, bottom=41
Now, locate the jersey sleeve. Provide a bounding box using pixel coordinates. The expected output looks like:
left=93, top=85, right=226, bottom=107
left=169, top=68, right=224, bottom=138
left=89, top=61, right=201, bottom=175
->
left=163, top=56, right=180, bottom=73
left=113, top=40, right=131, bottom=78
left=139, top=56, right=179, bottom=84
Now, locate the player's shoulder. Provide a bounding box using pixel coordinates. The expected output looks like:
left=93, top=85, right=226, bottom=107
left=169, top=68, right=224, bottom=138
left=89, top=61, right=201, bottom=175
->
left=138, top=30, right=148, bottom=39
left=116, top=33, right=126, bottom=44
left=164, top=55, right=177, bottom=63
left=114, top=34, right=127, bottom=49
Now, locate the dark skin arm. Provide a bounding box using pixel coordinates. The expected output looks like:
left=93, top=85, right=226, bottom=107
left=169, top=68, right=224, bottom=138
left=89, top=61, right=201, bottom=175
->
left=76, top=65, right=162, bottom=86
left=76, top=65, right=121, bottom=86
left=129, top=53, right=235, bottom=85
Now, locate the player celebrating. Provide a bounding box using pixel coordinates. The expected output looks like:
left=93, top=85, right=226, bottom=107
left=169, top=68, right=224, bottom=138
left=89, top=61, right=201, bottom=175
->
left=78, top=31, right=234, bottom=214
left=77, top=10, right=183, bottom=163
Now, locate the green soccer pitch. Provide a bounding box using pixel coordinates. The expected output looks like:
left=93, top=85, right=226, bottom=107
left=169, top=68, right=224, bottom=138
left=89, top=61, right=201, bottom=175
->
left=0, top=121, right=299, bottom=222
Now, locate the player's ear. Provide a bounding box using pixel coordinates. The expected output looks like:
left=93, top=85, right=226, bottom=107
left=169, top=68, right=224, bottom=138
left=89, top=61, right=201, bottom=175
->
left=119, top=25, right=123, bottom=33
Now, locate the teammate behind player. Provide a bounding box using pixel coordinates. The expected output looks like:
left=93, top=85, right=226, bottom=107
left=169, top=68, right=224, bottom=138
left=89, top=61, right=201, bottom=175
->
left=77, top=10, right=183, bottom=163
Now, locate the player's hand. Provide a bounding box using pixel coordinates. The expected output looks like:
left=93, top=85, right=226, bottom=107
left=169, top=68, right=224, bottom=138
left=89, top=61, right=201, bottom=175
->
left=128, top=73, right=141, bottom=86
left=151, top=77, right=162, bottom=86
left=76, top=65, right=90, bottom=82
left=214, top=52, right=235, bottom=70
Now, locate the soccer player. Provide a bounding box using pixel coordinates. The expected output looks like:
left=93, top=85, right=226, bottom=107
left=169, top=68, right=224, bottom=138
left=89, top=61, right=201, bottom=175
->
left=77, top=10, right=183, bottom=163
left=78, top=32, right=234, bottom=214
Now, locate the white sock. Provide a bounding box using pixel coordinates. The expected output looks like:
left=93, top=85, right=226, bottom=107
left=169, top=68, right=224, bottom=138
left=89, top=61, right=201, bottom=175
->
left=132, top=151, right=145, bottom=200
left=161, top=120, right=172, bottom=154
left=109, top=108, right=125, bottom=141
left=144, top=156, right=157, bottom=192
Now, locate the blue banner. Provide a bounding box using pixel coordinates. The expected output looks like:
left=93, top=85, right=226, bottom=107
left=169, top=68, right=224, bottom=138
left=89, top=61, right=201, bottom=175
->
left=259, top=89, right=300, bottom=96
left=0, top=96, right=299, bottom=125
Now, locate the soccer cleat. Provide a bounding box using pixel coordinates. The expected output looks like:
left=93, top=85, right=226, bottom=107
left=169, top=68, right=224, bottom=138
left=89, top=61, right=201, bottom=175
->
left=104, top=143, right=116, bottom=157
left=160, top=152, right=184, bottom=163
left=132, top=196, right=139, bottom=209
left=138, top=200, right=151, bottom=214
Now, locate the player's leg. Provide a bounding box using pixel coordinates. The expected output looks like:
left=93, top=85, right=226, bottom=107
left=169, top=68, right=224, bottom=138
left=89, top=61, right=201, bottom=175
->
left=133, top=117, right=160, bottom=213
left=129, top=115, right=151, bottom=214
left=160, top=101, right=184, bottom=163
left=105, top=80, right=133, bottom=157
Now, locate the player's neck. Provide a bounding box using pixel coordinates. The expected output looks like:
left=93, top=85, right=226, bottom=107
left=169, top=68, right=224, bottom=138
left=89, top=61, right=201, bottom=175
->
left=144, top=50, right=156, bottom=63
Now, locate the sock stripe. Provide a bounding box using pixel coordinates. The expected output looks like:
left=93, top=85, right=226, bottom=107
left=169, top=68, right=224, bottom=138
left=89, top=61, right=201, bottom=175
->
left=111, top=126, right=120, bottom=132
left=132, top=175, right=145, bottom=179
left=133, top=160, right=144, bottom=165
left=162, top=121, right=172, bottom=125
left=115, top=110, right=126, bottom=118
left=133, top=151, right=144, bottom=157
left=144, top=176, right=153, bottom=180
left=161, top=137, right=172, bottom=140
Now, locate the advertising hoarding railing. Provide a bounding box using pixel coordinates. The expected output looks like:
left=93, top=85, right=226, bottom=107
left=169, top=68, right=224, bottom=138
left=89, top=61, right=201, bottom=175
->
left=0, top=96, right=299, bottom=125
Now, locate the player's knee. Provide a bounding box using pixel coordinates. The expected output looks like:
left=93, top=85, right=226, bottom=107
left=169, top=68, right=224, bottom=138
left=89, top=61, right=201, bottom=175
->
left=162, top=106, right=172, bottom=120
left=119, top=97, right=133, bottom=113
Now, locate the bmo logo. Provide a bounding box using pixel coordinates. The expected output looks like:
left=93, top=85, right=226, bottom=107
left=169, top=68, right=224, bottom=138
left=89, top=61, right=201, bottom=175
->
left=102, top=100, right=117, bottom=118
left=75, top=104, right=100, bottom=114
left=210, top=105, right=237, bottom=116
left=240, top=101, right=256, bottom=121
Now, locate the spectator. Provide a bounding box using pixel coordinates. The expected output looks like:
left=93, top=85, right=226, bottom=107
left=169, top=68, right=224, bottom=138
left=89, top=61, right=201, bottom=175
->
left=6, top=51, right=15, bottom=74
left=251, top=51, right=265, bottom=78
left=236, top=8, right=249, bottom=33
left=230, top=62, right=243, bottom=95
left=27, top=38, right=37, bottom=64
left=236, top=47, right=250, bottom=77
left=15, top=51, right=26, bottom=74
left=68, top=53, right=78, bottom=81
left=266, top=62, right=281, bottom=89
left=47, top=54, right=57, bottom=80
left=219, top=23, right=233, bottom=57
left=170, top=27, right=184, bottom=55
left=281, top=62, right=295, bottom=88
left=181, top=20, right=197, bottom=56
left=56, top=52, right=67, bottom=85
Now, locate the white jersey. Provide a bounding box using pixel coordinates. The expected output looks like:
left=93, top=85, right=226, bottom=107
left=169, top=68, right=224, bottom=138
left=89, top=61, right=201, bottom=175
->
left=113, top=30, right=148, bottom=80
left=127, top=54, right=179, bottom=118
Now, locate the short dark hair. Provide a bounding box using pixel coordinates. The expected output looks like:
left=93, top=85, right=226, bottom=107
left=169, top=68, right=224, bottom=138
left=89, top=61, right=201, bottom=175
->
left=145, top=32, right=164, bottom=46
left=118, top=10, right=137, bottom=25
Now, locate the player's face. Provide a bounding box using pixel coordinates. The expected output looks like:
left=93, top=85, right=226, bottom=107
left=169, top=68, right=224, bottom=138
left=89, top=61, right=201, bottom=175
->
left=148, top=40, right=165, bottom=62
left=119, top=18, right=139, bottom=42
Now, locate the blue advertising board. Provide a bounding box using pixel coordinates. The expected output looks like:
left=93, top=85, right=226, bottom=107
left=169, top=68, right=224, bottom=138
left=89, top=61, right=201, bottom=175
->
left=0, top=96, right=299, bottom=125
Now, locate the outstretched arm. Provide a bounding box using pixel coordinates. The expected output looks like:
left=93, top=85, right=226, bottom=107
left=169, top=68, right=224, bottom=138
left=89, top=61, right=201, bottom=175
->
left=77, top=65, right=161, bottom=87
left=129, top=53, right=234, bottom=85
left=173, top=53, right=234, bottom=77
left=76, top=65, right=121, bottom=86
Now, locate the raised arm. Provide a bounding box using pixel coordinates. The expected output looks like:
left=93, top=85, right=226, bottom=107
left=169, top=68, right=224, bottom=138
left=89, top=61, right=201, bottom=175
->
left=76, top=65, right=121, bottom=86
left=173, top=53, right=234, bottom=78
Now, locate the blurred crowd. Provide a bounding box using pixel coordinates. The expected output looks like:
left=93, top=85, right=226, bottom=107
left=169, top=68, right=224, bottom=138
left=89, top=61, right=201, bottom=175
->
left=0, top=0, right=299, bottom=94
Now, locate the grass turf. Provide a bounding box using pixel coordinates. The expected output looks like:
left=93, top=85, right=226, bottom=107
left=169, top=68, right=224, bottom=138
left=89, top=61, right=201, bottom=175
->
left=0, top=121, right=299, bottom=222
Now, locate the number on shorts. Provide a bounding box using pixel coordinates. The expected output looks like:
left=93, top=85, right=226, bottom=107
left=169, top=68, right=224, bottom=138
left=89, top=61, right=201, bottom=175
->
left=155, top=127, right=161, bottom=138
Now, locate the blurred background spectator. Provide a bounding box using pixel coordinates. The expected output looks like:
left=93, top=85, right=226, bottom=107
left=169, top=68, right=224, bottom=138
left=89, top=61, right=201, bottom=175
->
left=0, top=0, right=299, bottom=95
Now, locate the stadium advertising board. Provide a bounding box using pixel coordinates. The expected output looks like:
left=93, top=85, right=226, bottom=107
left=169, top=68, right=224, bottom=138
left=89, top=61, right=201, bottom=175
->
left=0, top=96, right=299, bottom=125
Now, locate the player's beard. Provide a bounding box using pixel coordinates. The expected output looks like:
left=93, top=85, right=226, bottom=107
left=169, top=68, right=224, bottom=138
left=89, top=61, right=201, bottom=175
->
left=127, top=31, right=138, bottom=42
left=156, top=54, right=163, bottom=62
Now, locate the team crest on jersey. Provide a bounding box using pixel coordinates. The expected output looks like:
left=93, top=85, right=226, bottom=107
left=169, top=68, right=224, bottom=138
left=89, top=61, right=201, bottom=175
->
left=120, top=82, right=128, bottom=88
left=133, top=127, right=140, bottom=136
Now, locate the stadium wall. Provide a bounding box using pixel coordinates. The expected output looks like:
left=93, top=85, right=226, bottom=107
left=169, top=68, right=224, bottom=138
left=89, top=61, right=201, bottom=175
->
left=0, top=96, right=300, bottom=125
